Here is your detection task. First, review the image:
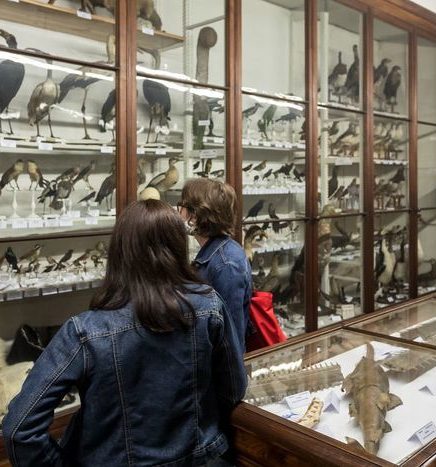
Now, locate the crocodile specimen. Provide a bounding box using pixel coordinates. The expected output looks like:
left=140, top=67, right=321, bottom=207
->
left=380, top=349, right=436, bottom=381
left=245, top=362, right=344, bottom=406
left=342, top=343, right=402, bottom=455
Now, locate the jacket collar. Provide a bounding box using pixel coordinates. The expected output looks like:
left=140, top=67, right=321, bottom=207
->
left=195, top=235, right=230, bottom=265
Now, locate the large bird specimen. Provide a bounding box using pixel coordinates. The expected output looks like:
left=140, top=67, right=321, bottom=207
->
left=244, top=199, right=265, bottom=221
left=27, top=160, right=48, bottom=191
left=142, top=79, right=171, bottom=144
left=206, top=97, right=224, bottom=137
left=138, top=0, right=162, bottom=30
left=242, top=103, right=262, bottom=123
left=328, top=51, right=348, bottom=102
left=99, top=89, right=116, bottom=140
left=374, top=58, right=391, bottom=110
left=0, top=159, right=25, bottom=194
left=74, top=160, right=96, bottom=190
left=383, top=66, right=402, bottom=113
left=0, top=30, right=25, bottom=135
left=345, top=45, right=359, bottom=105
left=259, top=104, right=277, bottom=140
left=328, top=166, right=339, bottom=198
left=95, top=172, right=116, bottom=211
left=27, top=54, right=60, bottom=139
left=144, top=157, right=180, bottom=193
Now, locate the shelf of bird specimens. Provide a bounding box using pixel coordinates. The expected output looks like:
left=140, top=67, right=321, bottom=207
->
left=0, top=0, right=184, bottom=54
left=244, top=330, right=436, bottom=464
left=0, top=242, right=107, bottom=302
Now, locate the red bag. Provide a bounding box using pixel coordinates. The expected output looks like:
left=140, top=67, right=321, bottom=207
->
left=246, top=290, right=287, bottom=352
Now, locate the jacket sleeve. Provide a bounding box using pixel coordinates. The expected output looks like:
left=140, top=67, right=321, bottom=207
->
left=2, top=317, right=85, bottom=467
left=209, top=260, right=251, bottom=353
left=212, top=300, right=248, bottom=412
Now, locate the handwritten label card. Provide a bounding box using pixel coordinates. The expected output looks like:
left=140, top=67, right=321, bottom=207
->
left=141, top=26, right=155, bottom=35
left=77, top=9, right=92, bottom=19
left=284, top=391, right=311, bottom=410
left=323, top=390, right=341, bottom=413
left=408, top=422, right=436, bottom=445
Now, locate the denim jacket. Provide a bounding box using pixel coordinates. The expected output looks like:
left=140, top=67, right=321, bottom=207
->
left=194, top=236, right=252, bottom=353
left=2, top=285, right=247, bottom=467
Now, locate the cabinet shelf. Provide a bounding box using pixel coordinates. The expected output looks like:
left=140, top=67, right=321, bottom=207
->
left=0, top=0, right=184, bottom=54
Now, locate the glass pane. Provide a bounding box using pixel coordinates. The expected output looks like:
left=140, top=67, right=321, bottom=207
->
left=136, top=0, right=225, bottom=87
left=418, top=209, right=436, bottom=295
left=0, top=1, right=116, bottom=63
left=318, top=215, right=363, bottom=328
left=245, top=220, right=305, bottom=337
left=318, top=109, right=362, bottom=214
left=0, top=235, right=109, bottom=302
left=418, top=124, right=436, bottom=209
left=351, top=300, right=436, bottom=345
left=244, top=329, right=436, bottom=464
left=374, top=19, right=408, bottom=118
left=373, top=117, right=408, bottom=211
left=242, top=95, right=305, bottom=221
left=242, top=0, right=305, bottom=98
left=418, top=37, right=436, bottom=124
left=0, top=57, right=116, bottom=238
left=318, top=1, right=363, bottom=110
left=136, top=77, right=226, bottom=205
left=374, top=212, right=409, bottom=309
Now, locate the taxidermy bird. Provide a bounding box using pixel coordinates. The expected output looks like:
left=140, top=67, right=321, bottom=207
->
left=374, top=58, right=391, bottom=109
left=328, top=51, right=348, bottom=102
left=384, top=66, right=402, bottom=113
left=319, top=120, right=339, bottom=146
left=50, top=179, right=74, bottom=211
left=243, top=225, right=268, bottom=263
left=142, top=79, right=171, bottom=144
left=418, top=259, right=436, bottom=286
left=95, top=172, right=116, bottom=210
left=275, top=109, right=301, bottom=124
left=242, top=103, right=262, bottom=122
left=5, top=247, right=19, bottom=272
left=19, top=244, right=42, bottom=266
left=332, top=121, right=358, bottom=154
left=193, top=96, right=209, bottom=150
left=262, top=168, right=273, bottom=180
left=56, top=166, right=80, bottom=183
left=328, top=166, right=339, bottom=197
left=0, top=30, right=25, bottom=135
left=138, top=0, right=162, bottom=30
left=145, top=157, right=180, bottom=193
left=206, top=98, right=224, bottom=137
left=74, top=160, right=96, bottom=190
left=137, top=158, right=147, bottom=186
left=345, top=45, right=359, bottom=104
left=78, top=0, right=115, bottom=14
left=375, top=236, right=395, bottom=288
left=55, top=249, right=74, bottom=270
left=393, top=236, right=407, bottom=289
left=78, top=191, right=96, bottom=204
left=99, top=89, right=116, bottom=140
left=252, top=160, right=267, bottom=172
left=258, top=253, right=280, bottom=292
left=242, top=163, right=253, bottom=172
left=27, top=55, right=60, bottom=139
left=259, top=105, right=277, bottom=140
left=244, top=199, right=265, bottom=221
left=0, top=159, right=25, bottom=193
left=73, top=249, right=93, bottom=268
left=37, top=180, right=57, bottom=211
left=27, top=160, right=48, bottom=191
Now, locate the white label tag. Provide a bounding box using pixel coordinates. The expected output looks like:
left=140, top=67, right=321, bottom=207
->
left=198, top=120, right=210, bottom=127
left=0, top=220, right=6, bottom=229
left=24, top=288, right=40, bottom=298
left=199, top=149, right=217, bottom=159
left=7, top=290, right=23, bottom=301
left=335, top=157, right=353, bottom=166
left=100, top=145, right=114, bottom=154
left=77, top=9, right=92, bottom=19
left=28, top=218, right=44, bottom=228
left=38, top=142, right=53, bottom=151
left=408, top=422, right=436, bottom=445
left=263, top=141, right=272, bottom=147
left=88, top=209, right=100, bottom=218
left=213, top=137, right=224, bottom=144
left=323, top=390, right=341, bottom=413
left=340, top=304, right=355, bottom=320
left=419, top=376, right=436, bottom=396
left=137, top=147, right=145, bottom=155
left=11, top=219, right=28, bottom=229
left=70, top=210, right=81, bottom=219
left=284, top=391, right=311, bottom=410
left=44, top=218, right=60, bottom=228
left=85, top=217, right=99, bottom=225
left=8, top=0, right=20, bottom=3
left=42, top=286, right=58, bottom=296
left=251, top=140, right=259, bottom=146
left=1, top=138, right=17, bottom=148
left=58, top=284, right=73, bottom=293
left=142, top=26, right=155, bottom=36
left=242, top=139, right=249, bottom=146
left=331, top=315, right=342, bottom=323
left=59, top=218, right=74, bottom=227
left=155, top=148, right=167, bottom=155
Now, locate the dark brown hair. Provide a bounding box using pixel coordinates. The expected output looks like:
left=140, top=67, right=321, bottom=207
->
left=90, top=200, right=206, bottom=332
left=180, top=178, right=236, bottom=237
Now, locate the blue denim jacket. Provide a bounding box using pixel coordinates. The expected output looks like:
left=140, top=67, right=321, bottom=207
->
left=2, top=285, right=247, bottom=467
left=194, top=236, right=252, bottom=353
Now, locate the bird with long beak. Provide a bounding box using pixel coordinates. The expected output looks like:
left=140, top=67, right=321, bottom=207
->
left=144, top=157, right=181, bottom=193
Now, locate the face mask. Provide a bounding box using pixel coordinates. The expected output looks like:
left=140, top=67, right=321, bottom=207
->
left=184, top=219, right=196, bottom=236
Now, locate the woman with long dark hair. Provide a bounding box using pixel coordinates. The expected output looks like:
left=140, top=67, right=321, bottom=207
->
left=2, top=200, right=247, bottom=467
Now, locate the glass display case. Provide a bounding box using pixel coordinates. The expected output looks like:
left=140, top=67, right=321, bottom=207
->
left=236, top=322, right=436, bottom=466
left=417, top=209, right=436, bottom=295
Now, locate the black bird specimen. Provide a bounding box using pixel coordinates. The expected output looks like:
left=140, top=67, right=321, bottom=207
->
left=27, top=160, right=48, bottom=190
left=244, top=199, right=265, bottom=221
left=74, top=160, right=96, bottom=190
left=95, top=172, right=116, bottom=210
left=58, top=71, right=100, bottom=140
left=252, top=160, right=267, bottom=172
left=99, top=89, right=116, bottom=140
left=193, top=96, right=209, bottom=150
left=55, top=249, right=74, bottom=271
left=37, top=179, right=57, bottom=212
left=274, top=163, right=294, bottom=178
left=56, top=166, right=80, bottom=183
left=138, top=0, right=162, bottom=30
left=345, top=44, right=359, bottom=104
left=242, top=163, right=253, bottom=172
left=137, top=158, right=147, bottom=186
left=292, top=166, right=304, bottom=183
left=5, top=247, right=19, bottom=272
left=260, top=105, right=277, bottom=140
left=72, top=0, right=115, bottom=14
left=0, top=30, right=25, bottom=135
left=374, top=58, right=391, bottom=109
left=268, top=202, right=279, bottom=221
left=50, top=179, right=74, bottom=211
left=209, top=169, right=224, bottom=179
left=275, top=109, right=301, bottom=124
left=142, top=79, right=171, bottom=143
left=27, top=55, right=60, bottom=139
left=319, top=120, right=340, bottom=147
left=73, top=249, right=93, bottom=268
left=331, top=121, right=358, bottom=154
left=207, top=97, right=224, bottom=136
left=257, top=119, right=268, bottom=140
left=242, top=103, right=262, bottom=122
left=0, top=159, right=25, bottom=193
left=328, top=166, right=339, bottom=197
left=194, top=158, right=212, bottom=178
left=328, top=51, right=348, bottom=102
left=384, top=66, right=402, bottom=113
left=78, top=191, right=96, bottom=204
left=192, top=160, right=201, bottom=171
left=262, top=168, right=273, bottom=180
